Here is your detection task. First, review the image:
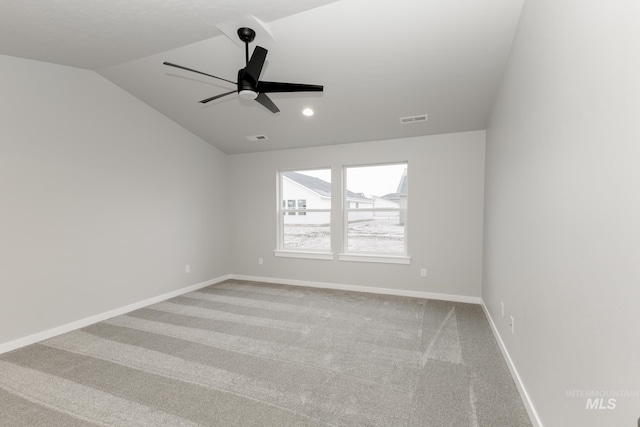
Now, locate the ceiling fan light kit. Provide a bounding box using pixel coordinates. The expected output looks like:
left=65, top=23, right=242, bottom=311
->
left=239, top=90, right=258, bottom=100
left=163, top=27, right=323, bottom=114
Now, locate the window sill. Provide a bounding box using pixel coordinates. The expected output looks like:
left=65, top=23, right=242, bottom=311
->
left=338, top=253, right=411, bottom=264
left=274, top=250, right=334, bottom=260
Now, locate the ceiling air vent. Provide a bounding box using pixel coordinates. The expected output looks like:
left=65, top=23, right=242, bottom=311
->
left=399, top=114, right=428, bottom=125
left=246, top=135, right=268, bottom=141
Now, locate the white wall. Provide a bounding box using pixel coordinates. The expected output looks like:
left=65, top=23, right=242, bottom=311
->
left=0, top=55, right=229, bottom=347
left=228, top=131, right=486, bottom=298
left=483, top=1, right=640, bottom=425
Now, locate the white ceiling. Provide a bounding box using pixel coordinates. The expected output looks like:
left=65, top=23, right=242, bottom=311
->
left=0, top=0, right=339, bottom=70
left=0, top=0, right=524, bottom=155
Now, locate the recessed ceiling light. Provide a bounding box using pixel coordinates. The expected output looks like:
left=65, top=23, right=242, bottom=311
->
left=302, top=108, right=314, bottom=117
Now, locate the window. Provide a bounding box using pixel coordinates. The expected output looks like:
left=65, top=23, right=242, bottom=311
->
left=342, top=163, right=408, bottom=259
left=287, top=199, right=296, bottom=215
left=275, top=164, right=409, bottom=264
left=276, top=169, right=332, bottom=257
left=297, top=199, right=307, bottom=215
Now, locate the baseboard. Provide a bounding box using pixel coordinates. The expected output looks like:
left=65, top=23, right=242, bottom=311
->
left=481, top=301, right=543, bottom=427
left=229, top=274, right=482, bottom=304
left=0, top=274, right=231, bottom=355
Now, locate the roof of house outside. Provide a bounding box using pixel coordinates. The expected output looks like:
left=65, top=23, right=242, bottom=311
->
left=283, top=171, right=331, bottom=197
left=283, top=171, right=371, bottom=202
left=381, top=193, right=403, bottom=202
left=396, top=168, right=408, bottom=194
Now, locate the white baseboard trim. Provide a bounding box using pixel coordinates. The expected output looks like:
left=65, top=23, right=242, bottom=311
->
left=229, top=274, right=482, bottom=304
left=481, top=301, right=543, bottom=427
left=0, top=275, right=231, bottom=355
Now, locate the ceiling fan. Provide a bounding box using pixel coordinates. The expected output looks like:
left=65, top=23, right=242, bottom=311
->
left=163, top=27, right=323, bottom=113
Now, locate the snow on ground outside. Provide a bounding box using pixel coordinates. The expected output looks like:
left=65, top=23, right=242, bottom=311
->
left=283, top=218, right=404, bottom=253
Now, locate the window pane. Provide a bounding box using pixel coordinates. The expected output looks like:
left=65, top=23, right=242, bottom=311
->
left=280, top=169, right=331, bottom=251
left=297, top=199, right=307, bottom=215
left=283, top=211, right=331, bottom=251
left=344, top=163, right=408, bottom=255
left=347, top=212, right=405, bottom=254
left=287, top=199, right=296, bottom=215
left=345, top=164, right=407, bottom=208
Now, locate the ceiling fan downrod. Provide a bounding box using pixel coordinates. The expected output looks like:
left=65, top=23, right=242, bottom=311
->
left=237, top=27, right=256, bottom=66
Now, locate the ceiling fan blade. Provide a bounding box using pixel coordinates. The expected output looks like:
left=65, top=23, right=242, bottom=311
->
left=258, top=81, right=324, bottom=93
left=245, top=46, right=267, bottom=84
left=163, top=62, right=236, bottom=85
left=255, top=92, right=280, bottom=113
left=199, top=90, right=236, bottom=104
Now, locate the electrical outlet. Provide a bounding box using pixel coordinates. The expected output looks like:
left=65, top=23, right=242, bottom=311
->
left=185, top=264, right=191, bottom=274
left=509, top=316, right=515, bottom=334
left=420, top=268, right=427, bottom=277
left=258, top=257, right=264, bottom=265
left=501, top=301, right=504, bottom=317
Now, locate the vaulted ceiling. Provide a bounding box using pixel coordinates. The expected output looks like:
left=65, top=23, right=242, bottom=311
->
left=0, top=0, right=524, bottom=154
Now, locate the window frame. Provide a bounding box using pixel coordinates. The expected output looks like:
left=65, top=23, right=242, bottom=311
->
left=339, top=162, right=410, bottom=264
left=274, top=168, right=333, bottom=259
left=274, top=163, right=411, bottom=264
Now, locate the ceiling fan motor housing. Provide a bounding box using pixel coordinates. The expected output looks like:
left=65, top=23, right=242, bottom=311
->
left=238, top=69, right=258, bottom=99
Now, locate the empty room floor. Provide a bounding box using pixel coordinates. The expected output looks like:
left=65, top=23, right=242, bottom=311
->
left=0, top=280, right=532, bottom=426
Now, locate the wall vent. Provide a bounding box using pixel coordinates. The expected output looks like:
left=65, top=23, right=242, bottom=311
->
left=246, top=135, right=268, bottom=141
left=399, top=114, right=428, bottom=124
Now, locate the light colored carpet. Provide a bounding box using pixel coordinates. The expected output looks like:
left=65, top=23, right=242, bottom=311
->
left=0, top=279, right=532, bottom=426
